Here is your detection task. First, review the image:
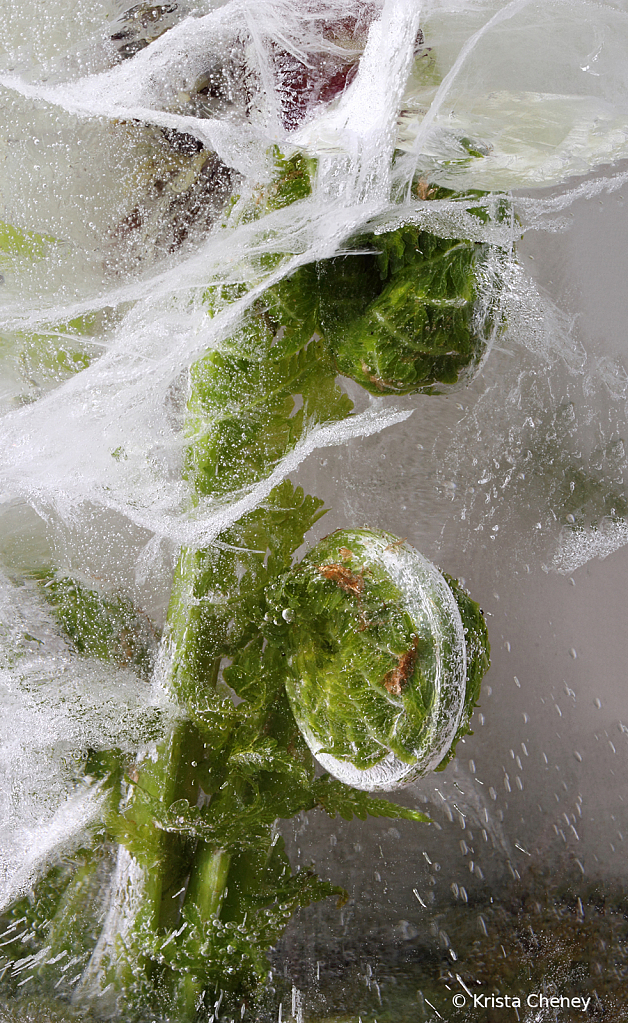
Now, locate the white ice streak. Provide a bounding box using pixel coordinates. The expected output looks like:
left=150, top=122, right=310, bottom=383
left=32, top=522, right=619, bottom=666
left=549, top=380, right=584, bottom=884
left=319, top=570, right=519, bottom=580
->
left=0, top=784, right=106, bottom=913
left=515, top=166, right=628, bottom=235
left=293, top=0, right=421, bottom=202
left=0, top=7, right=268, bottom=176
left=0, top=572, right=172, bottom=908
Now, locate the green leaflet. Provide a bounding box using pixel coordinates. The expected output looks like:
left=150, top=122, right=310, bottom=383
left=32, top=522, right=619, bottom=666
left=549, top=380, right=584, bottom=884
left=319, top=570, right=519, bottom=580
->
left=436, top=574, right=490, bottom=770
left=167, top=480, right=327, bottom=710
left=265, top=150, right=316, bottom=210
left=41, top=576, right=158, bottom=678
left=156, top=794, right=294, bottom=849
left=185, top=339, right=352, bottom=499
left=320, top=228, right=488, bottom=394
left=226, top=737, right=312, bottom=783
left=0, top=221, right=55, bottom=266
left=141, top=837, right=343, bottom=995
left=507, top=403, right=628, bottom=533
left=312, top=776, right=430, bottom=823
left=221, top=149, right=314, bottom=231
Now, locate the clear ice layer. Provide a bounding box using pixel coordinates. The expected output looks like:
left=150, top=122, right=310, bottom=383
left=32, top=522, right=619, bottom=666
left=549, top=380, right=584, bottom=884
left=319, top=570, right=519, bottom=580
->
left=287, top=533, right=467, bottom=791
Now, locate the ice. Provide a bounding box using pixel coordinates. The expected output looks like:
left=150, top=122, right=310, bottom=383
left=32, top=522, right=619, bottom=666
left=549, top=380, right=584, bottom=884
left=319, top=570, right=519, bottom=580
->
left=0, top=1, right=432, bottom=559
left=396, top=0, right=628, bottom=190
left=0, top=571, right=173, bottom=909
left=1, top=0, right=628, bottom=1010
left=11, top=0, right=617, bottom=561
left=551, top=519, right=628, bottom=575
left=292, top=534, right=467, bottom=791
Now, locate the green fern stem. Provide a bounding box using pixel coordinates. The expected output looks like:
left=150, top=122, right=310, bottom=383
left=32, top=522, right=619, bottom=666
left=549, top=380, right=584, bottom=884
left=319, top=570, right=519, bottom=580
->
left=176, top=847, right=232, bottom=1018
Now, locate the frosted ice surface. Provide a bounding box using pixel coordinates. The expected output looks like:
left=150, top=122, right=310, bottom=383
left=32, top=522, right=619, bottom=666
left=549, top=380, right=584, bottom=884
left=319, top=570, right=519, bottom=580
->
left=552, top=520, right=628, bottom=575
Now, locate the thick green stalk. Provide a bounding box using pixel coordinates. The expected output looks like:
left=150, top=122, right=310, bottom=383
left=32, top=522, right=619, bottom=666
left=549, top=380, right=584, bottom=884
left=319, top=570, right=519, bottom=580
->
left=123, top=169, right=494, bottom=1012
left=176, top=847, right=232, bottom=1019
left=185, top=847, right=231, bottom=928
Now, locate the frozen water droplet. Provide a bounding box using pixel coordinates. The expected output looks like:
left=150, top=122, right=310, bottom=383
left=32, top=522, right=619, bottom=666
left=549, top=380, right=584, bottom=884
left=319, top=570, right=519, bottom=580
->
left=286, top=530, right=468, bottom=791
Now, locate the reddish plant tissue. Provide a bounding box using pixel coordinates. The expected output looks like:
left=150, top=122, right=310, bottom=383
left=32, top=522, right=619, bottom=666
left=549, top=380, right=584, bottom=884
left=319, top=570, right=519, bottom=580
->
left=317, top=562, right=366, bottom=596
left=382, top=635, right=420, bottom=696
left=272, top=14, right=369, bottom=129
